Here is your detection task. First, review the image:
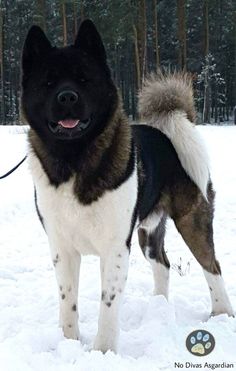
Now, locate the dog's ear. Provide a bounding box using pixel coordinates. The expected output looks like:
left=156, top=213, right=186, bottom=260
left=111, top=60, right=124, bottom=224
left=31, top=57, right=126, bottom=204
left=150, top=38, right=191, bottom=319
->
left=74, top=19, right=106, bottom=62
left=22, top=26, right=51, bottom=73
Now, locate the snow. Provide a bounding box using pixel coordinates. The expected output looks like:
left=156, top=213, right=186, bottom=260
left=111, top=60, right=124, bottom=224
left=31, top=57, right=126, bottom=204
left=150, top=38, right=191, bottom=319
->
left=0, top=125, right=236, bottom=370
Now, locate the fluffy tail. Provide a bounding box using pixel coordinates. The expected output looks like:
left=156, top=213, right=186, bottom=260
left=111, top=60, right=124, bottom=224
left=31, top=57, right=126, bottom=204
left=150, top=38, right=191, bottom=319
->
left=138, top=72, right=210, bottom=199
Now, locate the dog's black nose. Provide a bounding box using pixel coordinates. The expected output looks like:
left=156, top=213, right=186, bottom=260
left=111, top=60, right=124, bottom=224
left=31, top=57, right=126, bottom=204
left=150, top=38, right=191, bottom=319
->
left=57, top=90, right=78, bottom=106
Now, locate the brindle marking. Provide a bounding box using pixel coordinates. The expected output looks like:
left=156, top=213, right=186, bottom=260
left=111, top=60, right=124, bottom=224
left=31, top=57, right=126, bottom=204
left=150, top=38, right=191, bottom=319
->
left=138, top=169, right=220, bottom=276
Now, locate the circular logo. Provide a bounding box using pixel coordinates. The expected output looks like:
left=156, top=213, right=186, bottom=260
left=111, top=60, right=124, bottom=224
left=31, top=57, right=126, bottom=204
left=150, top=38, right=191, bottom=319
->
left=186, top=330, right=215, bottom=356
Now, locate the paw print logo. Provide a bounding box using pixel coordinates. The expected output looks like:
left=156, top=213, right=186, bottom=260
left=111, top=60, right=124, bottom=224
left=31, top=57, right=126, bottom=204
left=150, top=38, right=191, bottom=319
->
left=186, top=330, right=215, bottom=356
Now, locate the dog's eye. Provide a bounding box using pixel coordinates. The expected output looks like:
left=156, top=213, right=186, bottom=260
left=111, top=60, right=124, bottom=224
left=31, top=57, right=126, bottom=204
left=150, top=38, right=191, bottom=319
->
left=47, top=81, right=54, bottom=87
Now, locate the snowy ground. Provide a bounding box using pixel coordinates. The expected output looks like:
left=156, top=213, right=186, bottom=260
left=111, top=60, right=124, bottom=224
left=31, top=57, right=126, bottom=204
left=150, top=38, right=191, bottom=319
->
left=0, top=125, right=236, bottom=371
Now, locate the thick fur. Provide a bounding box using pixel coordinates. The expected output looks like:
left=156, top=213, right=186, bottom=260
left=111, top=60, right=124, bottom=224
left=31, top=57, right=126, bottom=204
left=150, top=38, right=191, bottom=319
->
left=138, top=73, right=210, bottom=199
left=28, top=98, right=133, bottom=205
left=21, top=21, right=234, bottom=354
left=138, top=72, right=196, bottom=122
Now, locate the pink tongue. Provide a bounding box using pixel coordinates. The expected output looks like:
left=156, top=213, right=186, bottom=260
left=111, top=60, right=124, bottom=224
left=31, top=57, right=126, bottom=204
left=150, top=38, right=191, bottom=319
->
left=58, top=119, right=79, bottom=128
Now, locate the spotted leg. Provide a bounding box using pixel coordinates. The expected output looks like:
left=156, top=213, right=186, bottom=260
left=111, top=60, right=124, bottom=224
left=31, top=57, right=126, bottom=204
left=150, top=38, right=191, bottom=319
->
left=49, top=236, right=81, bottom=339
left=94, top=247, right=129, bottom=353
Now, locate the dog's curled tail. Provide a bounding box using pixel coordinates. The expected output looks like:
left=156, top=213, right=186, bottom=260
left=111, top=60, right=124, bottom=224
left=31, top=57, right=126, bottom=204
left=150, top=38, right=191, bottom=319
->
left=138, top=72, right=210, bottom=199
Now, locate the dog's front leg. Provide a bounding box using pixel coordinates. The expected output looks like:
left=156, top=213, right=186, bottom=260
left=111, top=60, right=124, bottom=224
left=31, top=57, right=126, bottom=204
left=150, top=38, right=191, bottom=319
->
left=49, top=238, right=81, bottom=340
left=94, top=247, right=129, bottom=353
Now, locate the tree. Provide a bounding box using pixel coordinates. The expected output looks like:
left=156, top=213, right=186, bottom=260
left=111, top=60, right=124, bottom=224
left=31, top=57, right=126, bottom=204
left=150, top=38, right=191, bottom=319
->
left=61, top=1, right=67, bottom=46
left=0, top=0, right=235, bottom=124
left=177, top=0, right=186, bottom=70
left=233, top=10, right=236, bottom=111
left=35, top=0, right=47, bottom=31
left=197, top=54, right=226, bottom=123
left=0, top=6, right=5, bottom=124
left=202, top=0, right=211, bottom=123
left=153, top=0, right=160, bottom=70
left=131, top=0, right=147, bottom=90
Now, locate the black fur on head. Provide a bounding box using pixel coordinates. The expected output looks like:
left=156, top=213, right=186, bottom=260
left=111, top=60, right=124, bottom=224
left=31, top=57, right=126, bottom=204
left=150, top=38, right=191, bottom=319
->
left=21, top=20, right=118, bottom=152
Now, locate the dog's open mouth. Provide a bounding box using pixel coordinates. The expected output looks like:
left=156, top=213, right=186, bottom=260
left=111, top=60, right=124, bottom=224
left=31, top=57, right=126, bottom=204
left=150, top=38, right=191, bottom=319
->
left=58, top=119, right=80, bottom=128
left=48, top=118, right=91, bottom=137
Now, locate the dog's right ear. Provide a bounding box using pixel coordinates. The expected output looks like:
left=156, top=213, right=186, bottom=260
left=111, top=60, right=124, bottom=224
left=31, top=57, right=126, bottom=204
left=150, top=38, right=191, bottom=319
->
left=22, top=26, right=51, bottom=73
left=74, top=20, right=106, bottom=62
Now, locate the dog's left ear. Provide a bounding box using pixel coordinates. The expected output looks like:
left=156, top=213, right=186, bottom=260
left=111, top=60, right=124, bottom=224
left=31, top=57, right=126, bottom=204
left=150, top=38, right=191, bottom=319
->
left=74, top=19, right=106, bottom=62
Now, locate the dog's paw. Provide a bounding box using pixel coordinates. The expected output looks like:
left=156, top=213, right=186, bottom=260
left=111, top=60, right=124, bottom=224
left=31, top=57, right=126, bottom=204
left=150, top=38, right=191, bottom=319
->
left=93, top=334, right=118, bottom=353
left=211, top=308, right=235, bottom=317
left=189, top=331, right=214, bottom=355
left=62, top=324, right=80, bottom=340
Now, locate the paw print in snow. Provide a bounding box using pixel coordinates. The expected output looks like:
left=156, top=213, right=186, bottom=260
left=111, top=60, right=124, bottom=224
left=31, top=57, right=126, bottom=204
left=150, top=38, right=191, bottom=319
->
left=186, top=330, right=215, bottom=356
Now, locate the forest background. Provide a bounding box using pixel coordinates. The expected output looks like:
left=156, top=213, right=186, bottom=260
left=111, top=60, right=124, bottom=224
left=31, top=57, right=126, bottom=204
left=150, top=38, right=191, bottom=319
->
left=0, top=0, right=235, bottom=125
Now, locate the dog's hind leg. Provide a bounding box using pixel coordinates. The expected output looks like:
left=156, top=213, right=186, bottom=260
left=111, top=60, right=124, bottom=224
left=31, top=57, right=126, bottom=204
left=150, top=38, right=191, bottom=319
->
left=138, top=215, right=170, bottom=299
left=172, top=184, right=234, bottom=317
left=94, top=247, right=129, bottom=353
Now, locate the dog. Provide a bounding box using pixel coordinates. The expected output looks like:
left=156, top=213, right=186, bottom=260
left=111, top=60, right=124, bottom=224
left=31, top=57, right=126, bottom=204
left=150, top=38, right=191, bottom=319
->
left=21, top=19, right=234, bottom=353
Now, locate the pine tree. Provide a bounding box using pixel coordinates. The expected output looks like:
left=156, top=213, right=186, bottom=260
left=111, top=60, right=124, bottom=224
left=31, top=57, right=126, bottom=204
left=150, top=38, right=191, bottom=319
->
left=177, top=0, right=187, bottom=70
left=0, top=0, right=235, bottom=124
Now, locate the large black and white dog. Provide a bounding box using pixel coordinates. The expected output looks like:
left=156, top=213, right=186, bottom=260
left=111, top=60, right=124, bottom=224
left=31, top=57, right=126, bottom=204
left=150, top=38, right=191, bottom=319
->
left=21, top=20, right=233, bottom=353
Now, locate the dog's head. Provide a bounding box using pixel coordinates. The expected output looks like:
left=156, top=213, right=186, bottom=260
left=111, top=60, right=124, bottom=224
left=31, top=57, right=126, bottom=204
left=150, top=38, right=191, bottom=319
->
left=21, top=20, right=118, bottom=143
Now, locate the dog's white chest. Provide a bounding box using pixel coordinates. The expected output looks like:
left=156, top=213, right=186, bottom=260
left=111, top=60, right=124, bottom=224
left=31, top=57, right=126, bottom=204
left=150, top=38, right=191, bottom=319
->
left=29, top=153, right=137, bottom=256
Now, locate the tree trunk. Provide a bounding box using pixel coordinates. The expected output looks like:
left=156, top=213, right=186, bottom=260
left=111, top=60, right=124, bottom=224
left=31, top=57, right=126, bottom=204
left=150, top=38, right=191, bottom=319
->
left=203, top=0, right=211, bottom=124
left=153, top=0, right=160, bottom=70
left=203, top=65, right=211, bottom=124
left=203, top=0, right=209, bottom=57
left=234, top=11, right=236, bottom=115
left=73, top=0, right=78, bottom=37
left=0, top=7, right=5, bottom=124
left=37, top=0, right=47, bottom=31
left=61, top=1, right=67, bottom=46
left=133, top=24, right=141, bottom=91
left=177, top=0, right=187, bottom=70
left=139, top=0, right=147, bottom=83
left=80, top=0, right=85, bottom=21
left=133, top=0, right=147, bottom=89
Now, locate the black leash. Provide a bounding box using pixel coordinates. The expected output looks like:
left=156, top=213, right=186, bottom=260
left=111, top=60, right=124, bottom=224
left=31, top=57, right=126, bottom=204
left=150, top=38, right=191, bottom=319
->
left=0, top=155, right=27, bottom=180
